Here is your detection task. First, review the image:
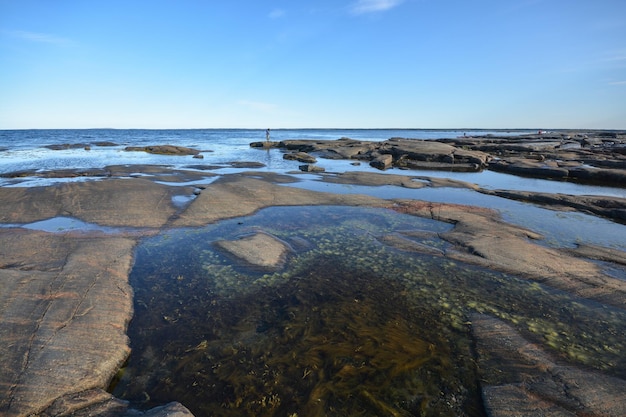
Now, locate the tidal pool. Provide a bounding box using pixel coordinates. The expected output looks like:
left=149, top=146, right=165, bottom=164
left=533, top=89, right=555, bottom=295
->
left=113, top=206, right=626, bottom=417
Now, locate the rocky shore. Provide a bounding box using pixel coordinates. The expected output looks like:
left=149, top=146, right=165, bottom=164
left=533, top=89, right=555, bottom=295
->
left=1, top=132, right=626, bottom=417
left=253, top=130, right=626, bottom=185
left=252, top=130, right=626, bottom=224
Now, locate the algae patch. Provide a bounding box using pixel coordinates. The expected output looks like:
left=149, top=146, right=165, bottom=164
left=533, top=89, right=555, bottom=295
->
left=114, top=206, right=626, bottom=417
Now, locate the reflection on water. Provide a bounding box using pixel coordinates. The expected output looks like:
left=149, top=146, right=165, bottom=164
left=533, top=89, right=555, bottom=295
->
left=283, top=181, right=626, bottom=250
left=114, top=206, right=626, bottom=417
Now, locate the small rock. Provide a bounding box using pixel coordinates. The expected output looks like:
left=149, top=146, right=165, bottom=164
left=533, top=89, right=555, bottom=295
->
left=284, top=152, right=317, bottom=163
left=370, top=154, right=393, bottom=170
left=299, top=164, right=325, bottom=172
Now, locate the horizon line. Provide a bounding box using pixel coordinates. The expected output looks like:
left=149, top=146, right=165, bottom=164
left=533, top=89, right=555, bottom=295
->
left=2, top=127, right=624, bottom=132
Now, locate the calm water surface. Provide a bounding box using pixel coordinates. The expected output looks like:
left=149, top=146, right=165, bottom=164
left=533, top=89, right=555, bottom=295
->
left=112, top=206, right=626, bottom=417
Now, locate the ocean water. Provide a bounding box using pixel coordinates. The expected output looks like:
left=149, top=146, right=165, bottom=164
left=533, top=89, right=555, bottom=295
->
left=1, top=128, right=625, bottom=196
left=0, top=128, right=529, bottom=177
left=2, top=128, right=625, bottom=249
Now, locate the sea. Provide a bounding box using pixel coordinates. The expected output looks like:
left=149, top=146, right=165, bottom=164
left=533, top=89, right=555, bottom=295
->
left=1, top=128, right=625, bottom=250
left=0, top=128, right=530, bottom=178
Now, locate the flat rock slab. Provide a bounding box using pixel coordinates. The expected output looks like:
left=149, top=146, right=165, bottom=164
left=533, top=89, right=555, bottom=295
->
left=172, top=173, right=386, bottom=227
left=124, top=145, right=199, bottom=155
left=275, top=137, right=491, bottom=168
left=215, top=232, right=291, bottom=269
left=0, top=178, right=186, bottom=228
left=389, top=200, right=626, bottom=309
left=472, top=314, right=626, bottom=417
left=0, top=229, right=136, bottom=416
left=1, top=170, right=625, bottom=417
left=483, top=189, right=626, bottom=224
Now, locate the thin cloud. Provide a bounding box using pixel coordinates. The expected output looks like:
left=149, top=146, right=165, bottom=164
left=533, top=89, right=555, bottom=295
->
left=269, top=9, right=286, bottom=19
left=6, top=30, right=72, bottom=46
left=350, top=0, right=404, bottom=15
left=608, top=81, right=626, bottom=86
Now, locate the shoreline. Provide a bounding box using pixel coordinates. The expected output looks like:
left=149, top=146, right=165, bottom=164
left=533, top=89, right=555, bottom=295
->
left=1, top=132, right=626, bottom=417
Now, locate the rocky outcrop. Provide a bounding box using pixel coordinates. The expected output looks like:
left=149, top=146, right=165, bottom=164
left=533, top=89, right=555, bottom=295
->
left=172, top=174, right=386, bottom=227
left=389, top=200, right=626, bottom=309
left=369, top=153, right=393, bottom=170
left=254, top=131, right=626, bottom=186
left=0, top=230, right=136, bottom=416
left=299, top=164, right=325, bottom=172
left=124, top=145, right=200, bottom=155
left=481, top=189, right=626, bottom=224
left=271, top=137, right=491, bottom=171
left=44, top=142, right=119, bottom=150
left=489, top=158, right=626, bottom=184
left=1, top=167, right=624, bottom=417
left=0, top=178, right=187, bottom=227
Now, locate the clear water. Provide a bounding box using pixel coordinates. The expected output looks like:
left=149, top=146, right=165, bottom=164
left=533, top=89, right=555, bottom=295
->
left=283, top=180, right=626, bottom=251
left=113, top=206, right=626, bottom=417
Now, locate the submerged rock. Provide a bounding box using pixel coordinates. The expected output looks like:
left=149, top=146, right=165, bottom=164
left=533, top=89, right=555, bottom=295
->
left=215, top=232, right=292, bottom=270
left=473, top=313, right=626, bottom=417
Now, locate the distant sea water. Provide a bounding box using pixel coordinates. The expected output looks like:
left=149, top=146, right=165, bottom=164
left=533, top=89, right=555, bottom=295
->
left=2, top=128, right=626, bottom=250
left=2, top=128, right=625, bottom=197
left=0, top=128, right=532, bottom=176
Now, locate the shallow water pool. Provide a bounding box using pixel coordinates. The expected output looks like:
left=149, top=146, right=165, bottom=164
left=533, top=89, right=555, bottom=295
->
left=113, top=206, right=626, bottom=417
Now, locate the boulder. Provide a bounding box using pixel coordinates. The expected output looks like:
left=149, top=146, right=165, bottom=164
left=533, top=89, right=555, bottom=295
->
left=370, top=154, right=393, bottom=170
left=299, top=164, right=325, bottom=172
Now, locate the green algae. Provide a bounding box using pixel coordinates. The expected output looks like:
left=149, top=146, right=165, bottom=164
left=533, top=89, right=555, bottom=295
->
left=114, top=205, right=626, bottom=417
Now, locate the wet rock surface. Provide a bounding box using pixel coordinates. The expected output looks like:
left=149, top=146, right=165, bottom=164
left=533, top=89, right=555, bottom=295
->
left=480, top=189, right=626, bottom=224
left=259, top=130, right=626, bottom=186
left=473, top=314, right=626, bottom=417
left=124, top=145, right=200, bottom=155
left=389, top=200, right=626, bottom=309
left=1, top=157, right=625, bottom=416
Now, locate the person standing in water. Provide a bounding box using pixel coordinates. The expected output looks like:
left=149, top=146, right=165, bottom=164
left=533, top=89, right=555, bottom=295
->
left=266, top=128, right=271, bottom=142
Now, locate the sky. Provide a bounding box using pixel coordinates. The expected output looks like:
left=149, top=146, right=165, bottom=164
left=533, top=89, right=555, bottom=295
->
left=1, top=0, right=625, bottom=129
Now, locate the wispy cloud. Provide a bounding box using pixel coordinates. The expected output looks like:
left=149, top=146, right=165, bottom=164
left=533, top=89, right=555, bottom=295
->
left=238, top=100, right=278, bottom=112
left=5, top=30, right=72, bottom=46
left=269, top=9, right=286, bottom=19
left=350, top=0, right=404, bottom=15
left=608, top=80, right=626, bottom=86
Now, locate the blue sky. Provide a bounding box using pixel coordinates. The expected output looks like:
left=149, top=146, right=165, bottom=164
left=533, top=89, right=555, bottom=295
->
left=1, top=0, right=625, bottom=129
